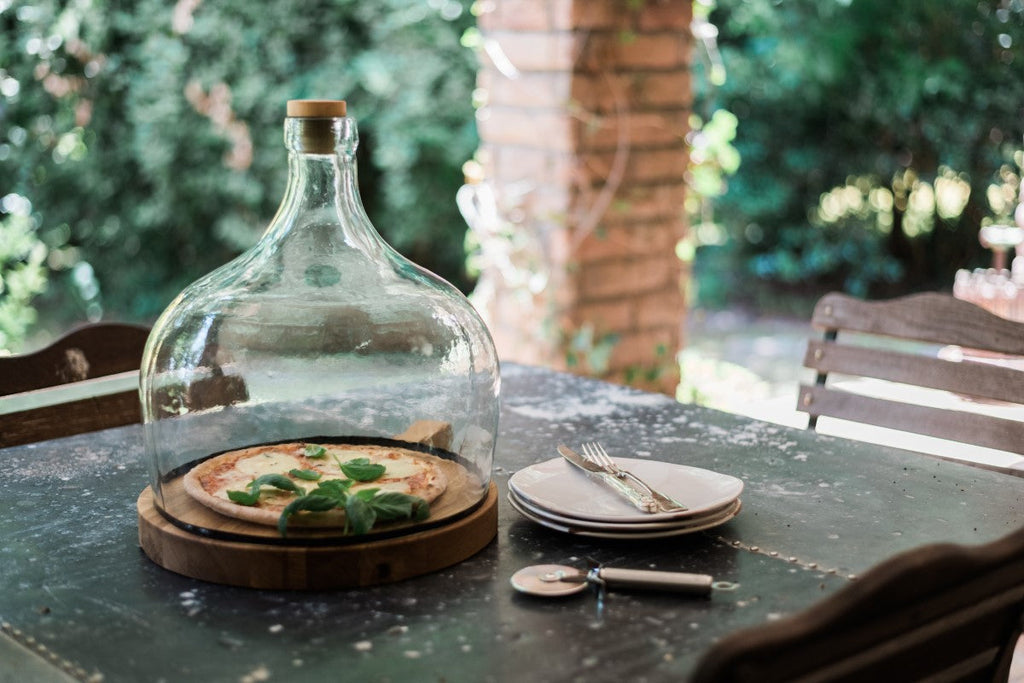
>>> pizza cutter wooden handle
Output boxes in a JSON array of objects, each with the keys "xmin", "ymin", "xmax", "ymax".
[{"xmin": 594, "ymin": 567, "xmax": 714, "ymax": 596}]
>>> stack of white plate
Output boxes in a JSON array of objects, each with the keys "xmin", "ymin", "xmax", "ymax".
[{"xmin": 508, "ymin": 457, "xmax": 744, "ymax": 539}]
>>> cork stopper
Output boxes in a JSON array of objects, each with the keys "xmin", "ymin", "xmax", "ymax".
[{"xmin": 287, "ymin": 100, "xmax": 347, "ymax": 118}]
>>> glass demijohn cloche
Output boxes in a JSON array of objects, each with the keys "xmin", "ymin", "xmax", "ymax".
[{"xmin": 138, "ymin": 99, "xmax": 500, "ymax": 547}]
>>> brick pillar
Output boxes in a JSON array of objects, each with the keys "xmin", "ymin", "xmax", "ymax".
[{"xmin": 470, "ymin": 0, "xmax": 692, "ymax": 395}]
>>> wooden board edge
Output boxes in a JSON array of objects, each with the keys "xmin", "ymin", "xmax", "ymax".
[{"xmin": 137, "ymin": 483, "xmax": 498, "ymax": 590}]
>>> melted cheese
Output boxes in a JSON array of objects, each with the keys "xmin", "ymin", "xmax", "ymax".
[
  {"xmin": 209, "ymin": 445, "xmax": 433, "ymax": 501},
  {"xmin": 237, "ymin": 450, "xmax": 301, "ymax": 476},
  {"xmin": 320, "ymin": 447, "xmax": 428, "ymax": 479},
  {"xmin": 351, "ymin": 479, "xmax": 414, "ymax": 495},
  {"xmin": 212, "ymin": 450, "xmax": 303, "ymax": 500}
]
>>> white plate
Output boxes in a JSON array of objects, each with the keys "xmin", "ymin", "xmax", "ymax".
[
  {"xmin": 508, "ymin": 489, "xmax": 742, "ymax": 532},
  {"xmin": 508, "ymin": 457, "xmax": 744, "ymax": 523},
  {"xmin": 507, "ymin": 492, "xmax": 741, "ymax": 539}
]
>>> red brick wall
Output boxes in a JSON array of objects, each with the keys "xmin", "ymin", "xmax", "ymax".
[{"xmin": 471, "ymin": 0, "xmax": 693, "ymax": 394}]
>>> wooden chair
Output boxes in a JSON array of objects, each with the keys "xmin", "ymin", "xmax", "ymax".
[
  {"xmin": 690, "ymin": 524, "xmax": 1024, "ymax": 682},
  {"xmin": 797, "ymin": 292, "xmax": 1024, "ymax": 458},
  {"xmin": 0, "ymin": 322, "xmax": 150, "ymax": 447}
]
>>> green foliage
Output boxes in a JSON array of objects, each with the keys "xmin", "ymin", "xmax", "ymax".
[
  {"xmin": 564, "ymin": 323, "xmax": 619, "ymax": 376},
  {"xmin": 1, "ymin": 0, "xmax": 477, "ymax": 348},
  {"xmin": 697, "ymin": 0, "xmax": 1024, "ymax": 307},
  {"xmin": 0, "ymin": 207, "xmax": 48, "ymax": 352},
  {"xmin": 688, "ymin": 109, "xmax": 740, "ymax": 200}
]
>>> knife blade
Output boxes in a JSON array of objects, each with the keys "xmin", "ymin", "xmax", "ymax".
[{"xmin": 557, "ymin": 444, "xmax": 658, "ymax": 513}]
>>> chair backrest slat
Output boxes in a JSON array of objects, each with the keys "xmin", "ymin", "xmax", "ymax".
[
  {"xmin": 0, "ymin": 323, "xmax": 150, "ymax": 396},
  {"xmin": 811, "ymin": 291, "xmax": 1024, "ymax": 355},
  {"xmin": 801, "ymin": 384, "xmax": 1024, "ymax": 455},
  {"xmin": 0, "ymin": 392, "xmax": 142, "ymax": 447},
  {"xmin": 804, "ymin": 340, "xmax": 1024, "ymax": 405},
  {"xmin": 799, "ymin": 292, "xmax": 1024, "ymax": 458},
  {"xmin": 691, "ymin": 525, "xmax": 1024, "ymax": 683},
  {"xmin": 0, "ymin": 323, "xmax": 150, "ymax": 447}
]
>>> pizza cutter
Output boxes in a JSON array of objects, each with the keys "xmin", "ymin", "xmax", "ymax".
[{"xmin": 510, "ymin": 563, "xmax": 738, "ymax": 598}]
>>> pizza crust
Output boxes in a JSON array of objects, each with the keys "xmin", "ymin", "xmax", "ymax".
[{"xmin": 183, "ymin": 442, "xmax": 448, "ymax": 529}]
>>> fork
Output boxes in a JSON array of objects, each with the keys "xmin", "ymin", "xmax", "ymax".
[{"xmin": 581, "ymin": 442, "xmax": 688, "ymax": 512}]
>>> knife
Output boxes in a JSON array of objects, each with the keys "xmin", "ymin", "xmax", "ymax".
[{"xmin": 557, "ymin": 444, "xmax": 658, "ymax": 513}]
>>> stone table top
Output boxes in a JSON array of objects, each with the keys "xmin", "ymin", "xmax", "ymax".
[{"xmin": 1, "ymin": 363, "xmax": 1021, "ymax": 682}]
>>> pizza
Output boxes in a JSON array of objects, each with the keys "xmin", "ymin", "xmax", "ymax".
[{"xmin": 183, "ymin": 442, "xmax": 448, "ymax": 531}]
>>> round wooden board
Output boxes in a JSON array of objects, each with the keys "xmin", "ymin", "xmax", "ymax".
[{"xmin": 137, "ymin": 483, "xmax": 498, "ymax": 590}]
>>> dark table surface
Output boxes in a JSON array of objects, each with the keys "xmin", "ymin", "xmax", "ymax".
[{"xmin": 2, "ymin": 363, "xmax": 1022, "ymax": 682}]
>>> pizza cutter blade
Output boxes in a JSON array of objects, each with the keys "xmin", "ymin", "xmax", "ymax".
[
  {"xmin": 510, "ymin": 564, "xmax": 737, "ymax": 598},
  {"xmin": 510, "ymin": 564, "xmax": 590, "ymax": 597}
]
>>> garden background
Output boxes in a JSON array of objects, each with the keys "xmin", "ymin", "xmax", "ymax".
[{"xmin": 2, "ymin": 0, "xmax": 1022, "ymax": 402}]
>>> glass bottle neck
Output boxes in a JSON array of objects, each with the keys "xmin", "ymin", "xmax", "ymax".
[
  {"xmin": 264, "ymin": 116, "xmax": 378, "ymax": 252},
  {"xmin": 284, "ymin": 152, "xmax": 350, "ymax": 214}
]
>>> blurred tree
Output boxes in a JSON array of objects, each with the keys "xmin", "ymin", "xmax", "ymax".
[
  {"xmin": 0, "ymin": 0, "xmax": 477, "ymax": 350},
  {"xmin": 0, "ymin": 206, "xmax": 47, "ymax": 351},
  {"xmin": 697, "ymin": 0, "xmax": 1024, "ymax": 305}
]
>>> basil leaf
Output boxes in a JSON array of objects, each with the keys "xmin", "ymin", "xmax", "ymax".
[
  {"xmin": 369, "ymin": 492, "xmax": 429, "ymax": 521},
  {"xmin": 227, "ymin": 489, "xmax": 260, "ymax": 506},
  {"xmin": 270, "ymin": 482, "xmax": 428, "ymax": 537},
  {"xmin": 249, "ymin": 473, "xmax": 304, "ymax": 495},
  {"xmin": 277, "ymin": 494, "xmax": 341, "ymax": 536},
  {"xmin": 229, "ymin": 473, "xmax": 304, "ymax": 507},
  {"xmin": 353, "ymin": 488, "xmax": 380, "ymax": 502},
  {"xmin": 313, "ymin": 478, "xmax": 353, "ymax": 500},
  {"xmin": 339, "ymin": 459, "xmax": 386, "ymax": 482},
  {"xmin": 345, "ymin": 496, "xmax": 376, "ymax": 535},
  {"xmin": 289, "ymin": 468, "xmax": 322, "ymax": 481},
  {"xmin": 304, "ymin": 445, "xmax": 327, "ymax": 459},
  {"xmin": 411, "ymin": 497, "xmax": 430, "ymax": 521}
]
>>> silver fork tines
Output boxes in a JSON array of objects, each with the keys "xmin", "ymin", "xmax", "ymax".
[{"xmin": 581, "ymin": 442, "xmax": 688, "ymax": 513}]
